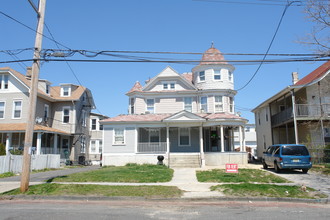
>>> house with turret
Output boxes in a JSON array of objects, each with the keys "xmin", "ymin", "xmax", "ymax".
[{"xmin": 101, "ymin": 46, "xmax": 248, "ymax": 167}]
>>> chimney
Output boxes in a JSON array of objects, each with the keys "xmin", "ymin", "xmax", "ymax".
[
  {"xmin": 292, "ymin": 72, "xmax": 299, "ymax": 85},
  {"xmin": 26, "ymin": 67, "xmax": 32, "ymax": 78}
]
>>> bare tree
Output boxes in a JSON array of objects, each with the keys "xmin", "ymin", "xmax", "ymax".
[{"xmin": 300, "ymin": 0, "xmax": 330, "ymax": 54}]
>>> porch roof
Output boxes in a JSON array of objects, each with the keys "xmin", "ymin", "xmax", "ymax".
[
  {"xmin": 0, "ymin": 123, "xmax": 70, "ymax": 135},
  {"xmin": 101, "ymin": 112, "xmax": 247, "ymax": 124}
]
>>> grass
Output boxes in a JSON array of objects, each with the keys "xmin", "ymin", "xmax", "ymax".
[
  {"xmin": 311, "ymin": 164, "xmax": 330, "ymax": 175},
  {"xmin": 1, "ymin": 183, "xmax": 183, "ymax": 198},
  {"xmin": 211, "ymin": 183, "xmax": 328, "ymax": 199},
  {"xmin": 196, "ymin": 169, "xmax": 290, "ymax": 183},
  {"xmin": 49, "ymin": 163, "xmax": 173, "ymax": 183},
  {"xmin": 0, "ymin": 172, "xmax": 15, "ymax": 178}
]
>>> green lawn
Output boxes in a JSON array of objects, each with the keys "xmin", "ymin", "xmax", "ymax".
[
  {"xmin": 196, "ymin": 169, "xmax": 290, "ymax": 183},
  {"xmin": 49, "ymin": 164, "xmax": 173, "ymax": 183},
  {"xmin": 1, "ymin": 183, "xmax": 183, "ymax": 198},
  {"xmin": 211, "ymin": 183, "xmax": 328, "ymax": 199},
  {"xmin": 0, "ymin": 172, "xmax": 15, "ymax": 178}
]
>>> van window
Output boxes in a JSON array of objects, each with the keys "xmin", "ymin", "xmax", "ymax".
[
  {"xmin": 273, "ymin": 147, "xmax": 280, "ymax": 155},
  {"xmin": 282, "ymin": 145, "xmax": 309, "ymax": 156}
]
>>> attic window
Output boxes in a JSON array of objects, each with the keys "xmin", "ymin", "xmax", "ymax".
[
  {"xmin": 46, "ymin": 84, "xmax": 50, "ymax": 94},
  {"xmin": 61, "ymin": 86, "xmax": 71, "ymax": 97},
  {"xmin": 162, "ymin": 81, "xmax": 175, "ymax": 90},
  {"xmin": 0, "ymin": 74, "xmax": 9, "ymax": 90}
]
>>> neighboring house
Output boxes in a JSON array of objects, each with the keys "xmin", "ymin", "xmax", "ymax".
[
  {"xmin": 89, "ymin": 112, "xmax": 108, "ymax": 165},
  {"xmin": 0, "ymin": 67, "xmax": 95, "ymax": 164},
  {"xmin": 252, "ymin": 61, "xmax": 330, "ymax": 159},
  {"xmin": 101, "ymin": 46, "xmax": 249, "ymax": 167},
  {"xmin": 234, "ymin": 124, "xmax": 257, "ymax": 160}
]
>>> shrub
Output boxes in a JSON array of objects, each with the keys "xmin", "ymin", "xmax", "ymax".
[
  {"xmin": 0, "ymin": 143, "xmax": 6, "ymax": 156},
  {"xmin": 9, "ymin": 149, "xmax": 23, "ymax": 155}
]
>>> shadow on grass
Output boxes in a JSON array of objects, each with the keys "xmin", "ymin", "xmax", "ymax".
[
  {"xmin": 263, "ymin": 168, "xmax": 307, "ymax": 175},
  {"xmin": 46, "ymin": 176, "xmax": 68, "ymax": 183}
]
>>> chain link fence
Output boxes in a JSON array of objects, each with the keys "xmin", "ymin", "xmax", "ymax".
[{"xmin": 309, "ymin": 148, "xmax": 330, "ymax": 164}]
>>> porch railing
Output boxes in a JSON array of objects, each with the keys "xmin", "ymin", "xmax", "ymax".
[{"xmin": 137, "ymin": 142, "xmax": 167, "ymax": 153}]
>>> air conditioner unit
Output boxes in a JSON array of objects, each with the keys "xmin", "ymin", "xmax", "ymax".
[{"xmin": 145, "ymin": 111, "xmax": 150, "ymax": 114}]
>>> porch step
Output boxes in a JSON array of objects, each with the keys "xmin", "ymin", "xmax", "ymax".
[{"xmin": 169, "ymin": 154, "xmax": 201, "ymax": 168}]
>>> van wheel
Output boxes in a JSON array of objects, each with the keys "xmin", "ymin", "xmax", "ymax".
[
  {"xmin": 302, "ymin": 169, "xmax": 308, "ymax": 174},
  {"xmin": 262, "ymin": 160, "xmax": 268, "ymax": 169},
  {"xmin": 274, "ymin": 162, "xmax": 280, "ymax": 173}
]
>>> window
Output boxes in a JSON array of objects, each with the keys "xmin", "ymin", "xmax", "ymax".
[
  {"xmin": 81, "ymin": 110, "xmax": 86, "ymax": 127},
  {"xmin": 90, "ymin": 140, "xmax": 96, "ymax": 153},
  {"xmin": 13, "ymin": 101, "xmax": 22, "ymax": 119},
  {"xmin": 245, "ymin": 127, "xmax": 250, "ymax": 132},
  {"xmin": 214, "ymin": 70, "xmax": 221, "ymax": 80},
  {"xmin": 170, "ymin": 83, "xmax": 175, "ymax": 89},
  {"xmin": 228, "ymin": 71, "xmax": 233, "ymax": 82},
  {"xmin": 46, "ymin": 84, "xmax": 50, "ymax": 94},
  {"xmin": 179, "ymin": 128, "xmax": 190, "ymax": 146},
  {"xmin": 199, "ymin": 71, "xmax": 205, "ymax": 82},
  {"xmin": 146, "ymin": 99, "xmax": 154, "ymax": 113},
  {"xmin": 99, "ymin": 140, "xmax": 103, "ymax": 153},
  {"xmin": 184, "ymin": 97, "xmax": 192, "ymax": 112},
  {"xmin": 114, "ymin": 128, "xmax": 125, "ymax": 145},
  {"xmin": 63, "ymin": 107, "xmax": 70, "ymax": 123},
  {"xmin": 130, "ymin": 98, "xmax": 135, "ymax": 114},
  {"xmin": 80, "ymin": 136, "xmax": 86, "ymax": 153},
  {"xmin": 99, "ymin": 123, "xmax": 103, "ymax": 130},
  {"xmin": 44, "ymin": 104, "xmax": 49, "ymax": 121},
  {"xmin": 0, "ymin": 74, "xmax": 9, "ymax": 90},
  {"xmin": 229, "ymin": 97, "xmax": 234, "ymax": 113},
  {"xmin": 91, "ymin": 119, "xmax": 97, "ymax": 130},
  {"xmin": 200, "ymin": 96, "xmax": 207, "ymax": 112},
  {"xmin": 61, "ymin": 86, "xmax": 70, "ymax": 97},
  {"xmin": 0, "ymin": 102, "xmax": 4, "ymax": 119},
  {"xmin": 163, "ymin": 83, "xmax": 168, "ymax": 89},
  {"xmin": 214, "ymin": 96, "xmax": 223, "ymax": 112},
  {"xmin": 149, "ymin": 129, "xmax": 160, "ymax": 143}
]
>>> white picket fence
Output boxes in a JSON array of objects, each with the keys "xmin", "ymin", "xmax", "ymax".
[{"xmin": 0, "ymin": 154, "xmax": 60, "ymax": 174}]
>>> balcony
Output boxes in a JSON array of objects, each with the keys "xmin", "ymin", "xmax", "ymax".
[{"xmin": 271, "ymin": 104, "xmax": 330, "ymax": 126}]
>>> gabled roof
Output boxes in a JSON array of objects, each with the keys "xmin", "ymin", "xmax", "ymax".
[
  {"xmin": 0, "ymin": 67, "xmax": 94, "ymax": 105},
  {"xmin": 294, "ymin": 61, "xmax": 330, "ymax": 86},
  {"xmin": 163, "ymin": 110, "xmax": 206, "ymax": 122},
  {"xmin": 126, "ymin": 81, "xmax": 143, "ymax": 94}
]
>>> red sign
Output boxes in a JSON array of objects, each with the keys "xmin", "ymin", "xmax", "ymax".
[{"xmin": 226, "ymin": 164, "xmax": 238, "ymax": 173}]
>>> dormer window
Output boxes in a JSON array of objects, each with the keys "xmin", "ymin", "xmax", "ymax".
[
  {"xmin": 228, "ymin": 71, "xmax": 233, "ymax": 82},
  {"xmin": 214, "ymin": 70, "xmax": 221, "ymax": 80},
  {"xmin": 61, "ymin": 86, "xmax": 71, "ymax": 97},
  {"xmin": 46, "ymin": 84, "xmax": 50, "ymax": 95},
  {"xmin": 0, "ymin": 74, "xmax": 9, "ymax": 90},
  {"xmin": 162, "ymin": 81, "xmax": 175, "ymax": 90},
  {"xmin": 199, "ymin": 71, "xmax": 205, "ymax": 82}
]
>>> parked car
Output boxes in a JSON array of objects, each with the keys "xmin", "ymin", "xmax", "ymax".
[{"xmin": 262, "ymin": 144, "xmax": 312, "ymax": 173}]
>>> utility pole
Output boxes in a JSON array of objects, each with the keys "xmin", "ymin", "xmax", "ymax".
[{"xmin": 20, "ymin": 0, "xmax": 46, "ymax": 192}]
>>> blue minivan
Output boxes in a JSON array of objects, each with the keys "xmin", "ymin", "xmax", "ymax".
[{"xmin": 262, "ymin": 144, "xmax": 312, "ymax": 173}]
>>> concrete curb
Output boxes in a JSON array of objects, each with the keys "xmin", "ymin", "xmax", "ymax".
[{"xmin": 0, "ymin": 194, "xmax": 328, "ymax": 204}]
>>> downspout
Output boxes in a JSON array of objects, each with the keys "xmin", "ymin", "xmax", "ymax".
[{"xmin": 291, "ymin": 90, "xmax": 299, "ymax": 144}]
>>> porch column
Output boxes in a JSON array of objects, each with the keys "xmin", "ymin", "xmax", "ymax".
[
  {"xmin": 243, "ymin": 126, "xmax": 246, "ymax": 152},
  {"xmin": 199, "ymin": 125, "xmax": 205, "ymax": 167},
  {"xmin": 231, "ymin": 128, "xmax": 234, "ymax": 151},
  {"xmin": 220, "ymin": 125, "xmax": 224, "ymax": 152},
  {"xmin": 53, "ymin": 134, "xmax": 58, "ymax": 154},
  {"xmin": 36, "ymin": 132, "xmax": 42, "ymax": 155},
  {"xmin": 5, "ymin": 133, "xmax": 11, "ymax": 155},
  {"xmin": 166, "ymin": 126, "xmax": 169, "ymax": 154},
  {"xmin": 239, "ymin": 126, "xmax": 243, "ymax": 152}
]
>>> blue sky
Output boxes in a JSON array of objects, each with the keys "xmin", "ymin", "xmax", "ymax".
[{"xmin": 1, "ymin": 0, "xmax": 325, "ymax": 123}]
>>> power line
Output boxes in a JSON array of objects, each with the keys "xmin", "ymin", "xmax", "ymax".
[
  {"xmin": 237, "ymin": 1, "xmax": 301, "ymax": 91},
  {"xmin": 193, "ymin": 0, "xmax": 304, "ymax": 6}
]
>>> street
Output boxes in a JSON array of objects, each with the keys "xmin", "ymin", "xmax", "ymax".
[{"xmin": 0, "ymin": 199, "xmax": 329, "ymax": 220}]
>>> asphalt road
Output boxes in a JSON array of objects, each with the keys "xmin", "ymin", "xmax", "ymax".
[{"xmin": 0, "ymin": 199, "xmax": 329, "ymax": 220}]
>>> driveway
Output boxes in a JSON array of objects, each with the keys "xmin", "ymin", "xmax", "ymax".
[{"xmin": 264, "ymin": 168, "xmax": 330, "ymax": 197}]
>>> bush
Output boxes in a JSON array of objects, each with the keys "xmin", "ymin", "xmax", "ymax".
[
  {"xmin": 0, "ymin": 143, "xmax": 6, "ymax": 156},
  {"xmin": 9, "ymin": 149, "xmax": 23, "ymax": 155},
  {"xmin": 324, "ymin": 145, "xmax": 330, "ymax": 163}
]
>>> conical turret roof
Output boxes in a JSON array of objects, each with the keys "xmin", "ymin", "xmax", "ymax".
[{"xmin": 200, "ymin": 45, "xmax": 227, "ymax": 65}]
